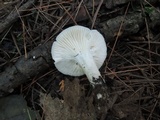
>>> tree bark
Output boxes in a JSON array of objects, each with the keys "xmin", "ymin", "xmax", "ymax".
[{"xmin": 0, "ymin": 42, "xmax": 52, "ymax": 96}]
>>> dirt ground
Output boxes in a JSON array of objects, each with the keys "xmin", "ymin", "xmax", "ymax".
[{"xmin": 0, "ymin": 0, "xmax": 160, "ymax": 120}]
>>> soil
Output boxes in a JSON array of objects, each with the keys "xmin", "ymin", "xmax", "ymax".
[{"xmin": 0, "ymin": 0, "xmax": 160, "ymax": 120}]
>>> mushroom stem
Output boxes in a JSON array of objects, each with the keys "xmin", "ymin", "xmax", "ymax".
[{"xmin": 75, "ymin": 52, "xmax": 102, "ymax": 85}]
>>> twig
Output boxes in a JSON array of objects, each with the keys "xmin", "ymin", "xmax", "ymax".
[
  {"xmin": 107, "ymin": 2, "xmax": 130, "ymax": 63},
  {"xmin": 11, "ymin": 32, "xmax": 22, "ymax": 56},
  {"xmin": 91, "ymin": 0, "xmax": 103, "ymax": 29}
]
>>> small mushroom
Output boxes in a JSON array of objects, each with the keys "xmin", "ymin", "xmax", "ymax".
[{"xmin": 51, "ymin": 25, "xmax": 107, "ymax": 85}]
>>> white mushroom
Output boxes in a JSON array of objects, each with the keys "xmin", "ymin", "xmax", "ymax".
[{"xmin": 51, "ymin": 25, "xmax": 107, "ymax": 85}]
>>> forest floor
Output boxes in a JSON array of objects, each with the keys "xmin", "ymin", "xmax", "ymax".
[{"xmin": 0, "ymin": 0, "xmax": 160, "ymax": 120}]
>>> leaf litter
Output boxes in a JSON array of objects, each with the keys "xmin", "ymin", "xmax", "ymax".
[{"xmin": 0, "ymin": 0, "xmax": 160, "ymax": 120}]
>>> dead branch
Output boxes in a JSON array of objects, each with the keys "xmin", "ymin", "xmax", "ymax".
[
  {"xmin": 101, "ymin": 8, "xmax": 160, "ymax": 41},
  {"xmin": 100, "ymin": 12, "xmax": 145, "ymax": 42},
  {"xmin": 0, "ymin": 41, "xmax": 52, "ymax": 96},
  {"xmin": 0, "ymin": 0, "xmax": 35, "ymax": 33}
]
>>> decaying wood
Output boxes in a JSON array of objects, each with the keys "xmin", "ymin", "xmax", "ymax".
[
  {"xmin": 40, "ymin": 79, "xmax": 96, "ymax": 120},
  {"xmin": 101, "ymin": 8, "xmax": 160, "ymax": 42},
  {"xmin": 1, "ymin": 5, "xmax": 160, "ymax": 96},
  {"xmin": 100, "ymin": 12, "xmax": 145, "ymax": 42},
  {"xmin": 0, "ymin": 41, "xmax": 52, "ymax": 96},
  {"xmin": 0, "ymin": 0, "xmax": 35, "ymax": 33},
  {"xmin": 40, "ymin": 78, "xmax": 117, "ymax": 120}
]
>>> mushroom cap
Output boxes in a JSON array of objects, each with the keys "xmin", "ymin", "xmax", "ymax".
[{"xmin": 51, "ymin": 25, "xmax": 107, "ymax": 76}]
